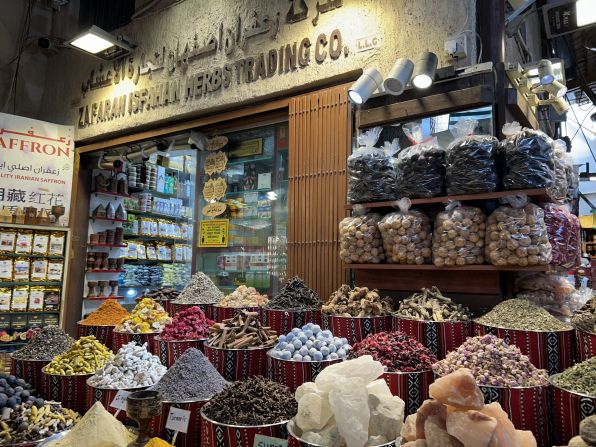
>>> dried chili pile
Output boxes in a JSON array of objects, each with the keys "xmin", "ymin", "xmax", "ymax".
[{"xmin": 349, "ymin": 331, "xmax": 437, "ymax": 372}]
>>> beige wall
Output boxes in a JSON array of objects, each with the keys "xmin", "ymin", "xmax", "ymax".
[{"xmin": 39, "ymin": 0, "xmax": 476, "ymax": 142}]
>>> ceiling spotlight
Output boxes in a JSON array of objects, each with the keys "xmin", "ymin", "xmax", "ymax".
[
  {"xmin": 576, "ymin": 0, "xmax": 596, "ymax": 27},
  {"xmin": 411, "ymin": 52, "xmax": 438, "ymax": 89},
  {"xmin": 537, "ymin": 59, "xmax": 555, "ymax": 85},
  {"xmin": 348, "ymin": 68, "xmax": 384, "ymax": 105},
  {"xmin": 550, "ymin": 97, "xmax": 570, "ymax": 115},
  {"xmin": 544, "ymin": 80, "xmax": 568, "ymax": 98},
  {"xmin": 68, "ymin": 25, "xmax": 134, "ymax": 61},
  {"xmin": 384, "ymin": 58, "xmax": 414, "ymax": 96}
]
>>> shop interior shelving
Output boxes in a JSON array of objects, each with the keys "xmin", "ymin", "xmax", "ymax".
[{"xmin": 344, "ymin": 264, "xmax": 551, "ymax": 271}]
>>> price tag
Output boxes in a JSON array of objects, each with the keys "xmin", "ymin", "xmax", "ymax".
[
  {"xmin": 110, "ymin": 390, "xmax": 130, "ymax": 411},
  {"xmin": 165, "ymin": 407, "xmax": 191, "ymax": 433},
  {"xmin": 253, "ymin": 434, "xmax": 288, "ymax": 447}
]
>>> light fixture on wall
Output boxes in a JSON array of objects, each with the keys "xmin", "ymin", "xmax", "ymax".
[
  {"xmin": 348, "ymin": 68, "xmax": 384, "ymax": 105},
  {"xmin": 383, "ymin": 58, "xmax": 414, "ymax": 96},
  {"xmin": 67, "ymin": 25, "xmax": 134, "ymax": 61},
  {"xmin": 411, "ymin": 52, "xmax": 438, "ymax": 89},
  {"xmin": 544, "ymin": 80, "xmax": 568, "ymax": 98},
  {"xmin": 537, "ymin": 59, "xmax": 555, "ymax": 85}
]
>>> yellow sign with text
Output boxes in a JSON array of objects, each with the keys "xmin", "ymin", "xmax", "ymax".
[{"xmin": 198, "ymin": 219, "xmax": 229, "ymax": 247}]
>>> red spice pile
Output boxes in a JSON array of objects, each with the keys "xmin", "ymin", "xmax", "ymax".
[
  {"xmin": 160, "ymin": 306, "xmax": 214, "ymax": 341},
  {"xmin": 349, "ymin": 331, "xmax": 437, "ymax": 372}
]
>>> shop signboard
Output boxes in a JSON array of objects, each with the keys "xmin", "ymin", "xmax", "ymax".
[
  {"xmin": 199, "ymin": 219, "xmax": 229, "ymax": 247},
  {"xmin": 0, "ymin": 113, "xmax": 74, "ymax": 226}
]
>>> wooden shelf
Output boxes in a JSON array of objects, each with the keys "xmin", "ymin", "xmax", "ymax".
[
  {"xmin": 0, "ymin": 253, "xmax": 64, "ymax": 260},
  {"xmin": 0, "ymin": 281, "xmax": 62, "ymax": 287},
  {"xmin": 86, "ymin": 269, "xmax": 125, "ymax": 273},
  {"xmin": 344, "ymin": 264, "xmax": 550, "ymax": 272},
  {"xmin": 87, "ymin": 243, "xmax": 127, "ymax": 248},
  {"xmin": 92, "ymin": 190, "xmax": 130, "ymax": 198},
  {"xmin": 345, "ymin": 189, "xmax": 549, "ymax": 210},
  {"xmin": 89, "ymin": 216, "xmax": 128, "ymax": 223},
  {"xmin": 84, "ymin": 296, "xmax": 124, "ymax": 300}
]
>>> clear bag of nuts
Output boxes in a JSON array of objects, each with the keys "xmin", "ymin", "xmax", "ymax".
[
  {"xmin": 432, "ymin": 201, "xmax": 486, "ymax": 267},
  {"xmin": 377, "ymin": 198, "xmax": 431, "ymax": 265},
  {"xmin": 339, "ymin": 205, "xmax": 384, "ymax": 264},
  {"xmin": 485, "ymin": 194, "xmax": 552, "ymax": 267}
]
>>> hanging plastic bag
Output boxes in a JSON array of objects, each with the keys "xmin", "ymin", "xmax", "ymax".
[
  {"xmin": 485, "ymin": 194, "xmax": 552, "ymax": 266},
  {"xmin": 542, "ymin": 202, "xmax": 581, "ymax": 268},
  {"xmin": 347, "ymin": 127, "xmax": 397, "ymax": 203},
  {"xmin": 432, "ymin": 201, "xmax": 486, "ymax": 267},
  {"xmin": 445, "ymin": 120, "xmax": 499, "ymax": 195},
  {"xmin": 546, "ymin": 139, "xmax": 570, "ymax": 203},
  {"xmin": 564, "ymin": 152, "xmax": 579, "ymax": 202},
  {"xmin": 339, "ymin": 205, "xmax": 384, "ymax": 264},
  {"xmin": 395, "ymin": 122, "xmax": 446, "ymax": 198},
  {"xmin": 377, "ymin": 198, "xmax": 431, "ymax": 264},
  {"xmin": 499, "ymin": 122, "xmax": 555, "ymax": 190}
]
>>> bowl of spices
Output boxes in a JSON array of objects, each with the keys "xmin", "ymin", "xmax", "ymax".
[
  {"xmin": 211, "ymin": 285, "xmax": 268, "ymax": 323},
  {"xmin": 201, "ymin": 377, "xmax": 297, "ymax": 447},
  {"xmin": 433, "ymin": 334, "xmax": 551, "ymax": 447},
  {"xmin": 263, "ymin": 277, "xmax": 323, "ymax": 335},
  {"xmin": 148, "ymin": 348, "xmax": 227, "ymax": 447},
  {"xmin": 154, "ymin": 306, "xmax": 213, "ymax": 367},
  {"xmin": 204, "ymin": 310, "xmax": 278, "ymax": 381},
  {"xmin": 77, "ymin": 300, "xmax": 130, "ymax": 350},
  {"xmin": 349, "ymin": 331, "xmax": 437, "ymax": 415},
  {"xmin": 113, "ymin": 298, "xmax": 171, "ymax": 353},
  {"xmin": 474, "ymin": 298, "xmax": 574, "ymax": 375},
  {"xmin": 143, "ymin": 287, "xmax": 181, "ymax": 315},
  {"xmin": 322, "ymin": 285, "xmax": 393, "ymax": 344},
  {"xmin": 572, "ymin": 296, "xmax": 596, "ymax": 361},
  {"xmin": 549, "ymin": 356, "xmax": 596, "ymax": 446},
  {"xmin": 11, "ymin": 326, "xmax": 74, "ymax": 394},
  {"xmin": 267, "ymin": 323, "xmax": 350, "ymax": 392},
  {"xmin": 169, "ymin": 272, "xmax": 223, "ymax": 319},
  {"xmin": 41, "ymin": 336, "xmax": 113, "ymax": 413},
  {"xmin": 392, "ymin": 287, "xmax": 473, "ymax": 359}
]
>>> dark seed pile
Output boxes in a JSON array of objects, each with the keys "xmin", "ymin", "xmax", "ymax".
[
  {"xmin": 12, "ymin": 326, "xmax": 75, "ymax": 361},
  {"xmin": 264, "ymin": 276, "xmax": 322, "ymax": 311}
]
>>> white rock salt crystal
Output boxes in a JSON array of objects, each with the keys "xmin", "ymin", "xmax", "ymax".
[{"xmin": 328, "ymin": 377, "xmax": 370, "ymax": 447}]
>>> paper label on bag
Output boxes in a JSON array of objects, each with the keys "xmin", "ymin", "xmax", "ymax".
[
  {"xmin": 253, "ymin": 435, "xmax": 288, "ymax": 447},
  {"xmin": 110, "ymin": 390, "xmax": 130, "ymax": 411},
  {"xmin": 165, "ymin": 407, "xmax": 191, "ymax": 433}
]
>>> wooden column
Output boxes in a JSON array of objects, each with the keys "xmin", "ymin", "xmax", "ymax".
[{"xmin": 288, "ymin": 85, "xmax": 351, "ymax": 300}]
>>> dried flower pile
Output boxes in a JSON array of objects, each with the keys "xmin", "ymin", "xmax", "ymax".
[{"xmin": 160, "ymin": 306, "xmax": 213, "ymax": 341}]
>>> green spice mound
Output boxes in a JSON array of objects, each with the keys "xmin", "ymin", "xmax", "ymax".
[
  {"xmin": 572, "ymin": 297, "xmax": 596, "ymax": 334},
  {"xmin": 553, "ymin": 356, "xmax": 596, "ymax": 396},
  {"xmin": 475, "ymin": 298, "xmax": 572, "ymax": 332}
]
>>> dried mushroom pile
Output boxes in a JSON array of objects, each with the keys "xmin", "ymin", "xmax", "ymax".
[
  {"xmin": 322, "ymin": 285, "xmax": 392, "ymax": 317},
  {"xmin": 395, "ymin": 287, "xmax": 472, "ymax": 321},
  {"xmin": 208, "ymin": 310, "xmax": 277, "ymax": 349}
]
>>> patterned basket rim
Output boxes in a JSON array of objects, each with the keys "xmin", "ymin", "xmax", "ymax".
[
  {"xmin": 161, "ymin": 397, "xmax": 210, "ymax": 405},
  {"xmin": 266, "ymin": 350, "xmax": 345, "ymax": 364},
  {"xmin": 391, "ymin": 315, "xmax": 472, "ymax": 324},
  {"xmin": 204, "ymin": 343, "xmax": 272, "ymax": 352},
  {"xmin": 211, "ymin": 305, "xmax": 263, "ymax": 309},
  {"xmin": 383, "ymin": 369, "xmax": 434, "ymax": 376},
  {"xmin": 574, "ymin": 326, "xmax": 596, "ymax": 336},
  {"xmin": 9, "ymin": 356, "xmax": 49, "ymax": 363},
  {"xmin": 200, "ymin": 405, "xmax": 290, "ymax": 429},
  {"xmin": 434, "ymin": 371, "xmax": 550, "ymax": 390},
  {"xmin": 473, "ymin": 321, "xmax": 574, "ymax": 334},
  {"xmin": 153, "ymin": 336, "xmax": 207, "ymax": 343},
  {"xmin": 41, "ymin": 366, "xmax": 94, "ymax": 377},
  {"xmin": 170, "ymin": 301, "xmax": 218, "ymax": 305},
  {"xmin": 263, "ymin": 308, "xmax": 322, "ymax": 313},
  {"xmin": 549, "ymin": 373, "xmax": 596, "ymax": 399},
  {"xmin": 113, "ymin": 330, "xmax": 162, "ymax": 335},
  {"xmin": 85, "ymin": 380, "xmax": 150, "ymax": 391},
  {"xmin": 324, "ymin": 314, "xmax": 391, "ymax": 320},
  {"xmin": 77, "ymin": 321, "xmax": 118, "ymax": 327},
  {"xmin": 287, "ymin": 419, "xmax": 397, "ymax": 447}
]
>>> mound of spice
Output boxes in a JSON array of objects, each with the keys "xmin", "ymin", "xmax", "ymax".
[
  {"xmin": 475, "ymin": 298, "xmax": 572, "ymax": 332},
  {"xmin": 217, "ymin": 285, "xmax": 268, "ymax": 308},
  {"xmin": 45, "ymin": 335, "xmax": 113, "ymax": 376},
  {"xmin": 572, "ymin": 296, "xmax": 596, "ymax": 334},
  {"xmin": 144, "ymin": 287, "xmax": 180, "ymax": 301},
  {"xmin": 264, "ymin": 276, "xmax": 322, "ymax": 311},
  {"xmin": 12, "ymin": 325, "xmax": 74, "ymax": 361},
  {"xmin": 208, "ymin": 310, "xmax": 277, "ymax": 349},
  {"xmin": 322, "ymin": 285, "xmax": 392, "ymax": 317},
  {"xmin": 552, "ymin": 356, "xmax": 596, "ymax": 396},
  {"xmin": 160, "ymin": 306, "xmax": 214, "ymax": 341},
  {"xmin": 433, "ymin": 334, "xmax": 548, "ymax": 387},
  {"xmin": 394, "ymin": 287, "xmax": 472, "ymax": 321},
  {"xmin": 172, "ymin": 272, "xmax": 223, "ymax": 305},
  {"xmin": 149, "ymin": 348, "xmax": 227, "ymax": 402},
  {"xmin": 80, "ymin": 299, "xmax": 129, "ymax": 326},
  {"xmin": 349, "ymin": 331, "xmax": 437, "ymax": 372},
  {"xmin": 116, "ymin": 298, "xmax": 171, "ymax": 334},
  {"xmin": 203, "ymin": 377, "xmax": 297, "ymax": 426}
]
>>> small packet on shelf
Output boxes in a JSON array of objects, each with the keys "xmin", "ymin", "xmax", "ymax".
[
  {"xmin": 48, "ymin": 232, "xmax": 65, "ymax": 256},
  {"xmin": 146, "ymin": 245, "xmax": 157, "ymax": 260},
  {"xmin": 126, "ymin": 242, "xmax": 138, "ymax": 259},
  {"xmin": 30, "ymin": 259, "xmax": 48, "ymax": 281},
  {"xmin": 0, "ymin": 229, "xmax": 16, "ymax": 253},
  {"xmin": 44, "ymin": 287, "xmax": 61, "ymax": 311},
  {"xmin": 32, "ymin": 231, "xmax": 50, "ymax": 255},
  {"xmin": 13, "ymin": 258, "xmax": 30, "ymax": 281},
  {"xmin": 136, "ymin": 243, "xmax": 147, "ymax": 260},
  {"xmin": 15, "ymin": 230, "xmax": 33, "ymax": 254},
  {"xmin": 47, "ymin": 260, "xmax": 64, "ymax": 281},
  {"xmin": 28, "ymin": 286, "xmax": 45, "ymax": 311},
  {"xmin": 0, "ymin": 288, "xmax": 11, "ymax": 311},
  {"xmin": 11, "ymin": 286, "xmax": 29, "ymax": 311},
  {"xmin": 0, "ymin": 257, "xmax": 13, "ymax": 280}
]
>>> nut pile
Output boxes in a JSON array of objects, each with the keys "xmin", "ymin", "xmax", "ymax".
[
  {"xmin": 208, "ymin": 310, "xmax": 277, "ymax": 349},
  {"xmin": 45, "ymin": 336, "xmax": 113, "ymax": 376},
  {"xmin": 173, "ymin": 272, "xmax": 223, "ymax": 305},
  {"xmin": 322, "ymin": 285, "xmax": 392, "ymax": 317},
  {"xmin": 350, "ymin": 331, "xmax": 437, "ymax": 372},
  {"xmin": 572, "ymin": 297, "xmax": 596, "ymax": 334},
  {"xmin": 270, "ymin": 324, "xmax": 351, "ymax": 361},
  {"xmin": 12, "ymin": 326, "xmax": 74, "ymax": 361},
  {"xmin": 433, "ymin": 334, "xmax": 549, "ymax": 387},
  {"xmin": 0, "ymin": 373, "xmax": 44, "ymax": 410},
  {"xmin": 160, "ymin": 306, "xmax": 214, "ymax": 341},
  {"xmin": 264, "ymin": 277, "xmax": 322, "ymax": 311},
  {"xmin": 475, "ymin": 298, "xmax": 572, "ymax": 331},
  {"xmin": 217, "ymin": 285, "xmax": 268, "ymax": 308},
  {"xmin": 80, "ymin": 300, "xmax": 129, "ymax": 326},
  {"xmin": 339, "ymin": 213, "xmax": 384, "ymax": 264},
  {"xmin": 433, "ymin": 204, "xmax": 486, "ymax": 267},
  {"xmin": 116, "ymin": 298, "xmax": 171, "ymax": 334},
  {"xmin": 485, "ymin": 203, "xmax": 552, "ymax": 267},
  {"xmin": 394, "ymin": 287, "xmax": 472, "ymax": 321},
  {"xmin": 378, "ymin": 206, "xmax": 432, "ymax": 265},
  {"xmin": 203, "ymin": 377, "xmax": 297, "ymax": 426},
  {"xmin": 0, "ymin": 401, "xmax": 79, "ymax": 445},
  {"xmin": 88, "ymin": 342, "xmax": 166, "ymax": 389},
  {"xmin": 552, "ymin": 356, "xmax": 596, "ymax": 396},
  {"xmin": 144, "ymin": 287, "xmax": 180, "ymax": 301}
]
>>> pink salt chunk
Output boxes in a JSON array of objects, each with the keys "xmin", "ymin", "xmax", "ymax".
[
  {"xmin": 401, "ymin": 414, "xmax": 417, "ymax": 442},
  {"xmin": 425, "ymin": 415, "xmax": 463, "ymax": 447},
  {"xmin": 446, "ymin": 410, "xmax": 497, "ymax": 447},
  {"xmin": 481, "ymin": 402, "xmax": 519, "ymax": 447},
  {"xmin": 516, "ymin": 430, "xmax": 537, "ymax": 447},
  {"xmin": 416, "ymin": 399, "xmax": 447, "ymax": 439},
  {"xmin": 429, "ymin": 368, "xmax": 485, "ymax": 410}
]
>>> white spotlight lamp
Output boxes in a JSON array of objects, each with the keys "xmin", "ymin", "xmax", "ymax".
[
  {"xmin": 384, "ymin": 58, "xmax": 414, "ymax": 96},
  {"xmin": 348, "ymin": 68, "xmax": 384, "ymax": 105},
  {"xmin": 551, "ymin": 97, "xmax": 570, "ymax": 114},
  {"xmin": 544, "ymin": 80, "xmax": 568, "ymax": 98},
  {"xmin": 412, "ymin": 52, "xmax": 438, "ymax": 89},
  {"xmin": 537, "ymin": 59, "xmax": 555, "ymax": 85},
  {"xmin": 68, "ymin": 25, "xmax": 134, "ymax": 61}
]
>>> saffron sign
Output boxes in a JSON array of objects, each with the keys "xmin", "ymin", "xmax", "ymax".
[{"xmin": 0, "ymin": 113, "xmax": 74, "ymax": 226}]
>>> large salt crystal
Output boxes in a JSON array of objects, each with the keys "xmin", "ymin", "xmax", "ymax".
[
  {"xmin": 366, "ymin": 379, "xmax": 393, "ymax": 401},
  {"xmin": 401, "ymin": 414, "xmax": 417, "ymax": 441},
  {"xmin": 365, "ymin": 435, "xmax": 389, "ymax": 446},
  {"xmin": 300, "ymin": 417, "xmax": 344, "ymax": 447},
  {"xmin": 316, "ymin": 355, "xmax": 384, "ymax": 392},
  {"xmin": 481, "ymin": 402, "xmax": 519, "ymax": 447},
  {"xmin": 424, "ymin": 415, "xmax": 463, "ymax": 447},
  {"xmin": 296, "ymin": 392, "xmax": 333, "ymax": 431},
  {"xmin": 368, "ymin": 394, "xmax": 405, "ymax": 441},
  {"xmin": 429, "ymin": 368, "xmax": 485, "ymax": 410},
  {"xmin": 328, "ymin": 377, "xmax": 370, "ymax": 447},
  {"xmin": 446, "ymin": 410, "xmax": 497, "ymax": 447},
  {"xmin": 416, "ymin": 399, "xmax": 447, "ymax": 439},
  {"xmin": 515, "ymin": 430, "xmax": 537, "ymax": 447},
  {"xmin": 296, "ymin": 381, "xmax": 321, "ymax": 401}
]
